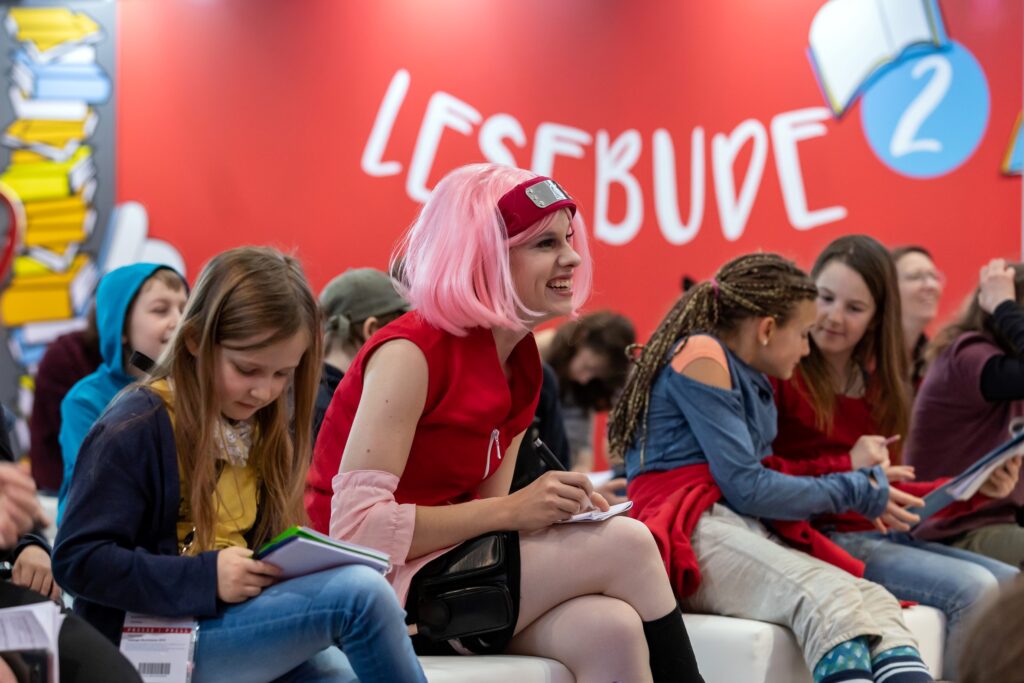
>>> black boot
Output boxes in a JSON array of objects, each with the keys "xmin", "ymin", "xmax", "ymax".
[{"xmin": 642, "ymin": 607, "xmax": 705, "ymax": 683}]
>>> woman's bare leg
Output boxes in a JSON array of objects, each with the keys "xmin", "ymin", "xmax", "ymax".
[
  {"xmin": 507, "ymin": 594, "xmax": 653, "ymax": 683},
  {"xmin": 514, "ymin": 516, "xmax": 677, "ymax": 633}
]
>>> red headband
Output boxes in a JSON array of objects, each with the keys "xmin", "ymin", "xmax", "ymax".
[{"xmin": 497, "ymin": 176, "xmax": 577, "ymax": 238}]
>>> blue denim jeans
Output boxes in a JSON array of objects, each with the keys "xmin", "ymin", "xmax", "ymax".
[
  {"xmin": 192, "ymin": 565, "xmax": 426, "ymax": 683},
  {"xmin": 829, "ymin": 530, "xmax": 1018, "ymax": 679}
]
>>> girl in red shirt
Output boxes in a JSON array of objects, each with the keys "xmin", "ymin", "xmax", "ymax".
[{"xmin": 772, "ymin": 234, "xmax": 1020, "ymax": 678}]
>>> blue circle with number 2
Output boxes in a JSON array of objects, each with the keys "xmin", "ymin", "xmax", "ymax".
[{"xmin": 860, "ymin": 42, "xmax": 989, "ymax": 179}]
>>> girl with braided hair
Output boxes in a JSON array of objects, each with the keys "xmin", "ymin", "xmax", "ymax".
[
  {"xmin": 609, "ymin": 252, "xmax": 937, "ymax": 683},
  {"xmin": 769, "ymin": 235, "xmax": 1019, "ymax": 679}
]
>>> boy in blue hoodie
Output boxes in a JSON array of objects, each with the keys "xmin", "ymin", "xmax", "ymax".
[{"xmin": 57, "ymin": 264, "xmax": 187, "ymax": 522}]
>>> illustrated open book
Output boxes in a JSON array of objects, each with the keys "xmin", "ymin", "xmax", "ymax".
[
  {"xmin": 808, "ymin": 0, "xmax": 946, "ymax": 116},
  {"xmin": 911, "ymin": 429, "xmax": 1024, "ymax": 523},
  {"xmin": 255, "ymin": 526, "xmax": 391, "ymax": 579}
]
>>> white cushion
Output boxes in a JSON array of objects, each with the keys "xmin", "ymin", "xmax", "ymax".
[
  {"xmin": 420, "ymin": 606, "xmax": 946, "ymax": 682},
  {"xmin": 687, "ymin": 606, "xmax": 945, "ymax": 683},
  {"xmin": 420, "ymin": 654, "xmax": 572, "ymax": 683}
]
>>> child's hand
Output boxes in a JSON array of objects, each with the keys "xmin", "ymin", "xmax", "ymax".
[
  {"xmin": 872, "ymin": 488, "xmax": 925, "ymax": 534},
  {"xmin": 881, "ymin": 465, "xmax": 915, "ymax": 483},
  {"xmin": 216, "ymin": 546, "xmax": 282, "ymax": 603},
  {"xmin": 11, "ymin": 545, "xmax": 61, "ymax": 601},
  {"xmin": 0, "ymin": 464, "xmax": 47, "ymax": 548},
  {"xmin": 0, "ymin": 656, "xmax": 15, "ymax": 683},
  {"xmin": 980, "ymin": 456, "xmax": 1022, "ymax": 500},
  {"xmin": 978, "ymin": 259, "xmax": 1017, "ymax": 314},
  {"xmin": 850, "ymin": 435, "xmax": 891, "ymax": 470}
]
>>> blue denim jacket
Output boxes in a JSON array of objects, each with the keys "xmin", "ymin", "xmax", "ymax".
[{"xmin": 624, "ymin": 335, "xmax": 888, "ymax": 521}]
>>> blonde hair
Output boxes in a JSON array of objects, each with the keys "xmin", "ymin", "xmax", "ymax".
[{"xmin": 148, "ymin": 247, "xmax": 322, "ymax": 552}]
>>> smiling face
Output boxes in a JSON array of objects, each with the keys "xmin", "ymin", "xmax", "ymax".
[
  {"xmin": 812, "ymin": 260, "xmax": 877, "ymax": 361},
  {"xmin": 125, "ymin": 276, "xmax": 188, "ymax": 374},
  {"xmin": 213, "ymin": 329, "xmax": 309, "ymax": 421},
  {"xmin": 508, "ymin": 209, "xmax": 582, "ymax": 326},
  {"xmin": 895, "ymin": 251, "xmax": 943, "ymax": 327}
]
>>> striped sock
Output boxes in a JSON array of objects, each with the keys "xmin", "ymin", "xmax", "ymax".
[
  {"xmin": 871, "ymin": 646, "xmax": 933, "ymax": 683},
  {"xmin": 813, "ymin": 637, "xmax": 873, "ymax": 683}
]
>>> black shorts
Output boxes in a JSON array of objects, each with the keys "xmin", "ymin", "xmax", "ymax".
[{"xmin": 405, "ymin": 530, "xmax": 521, "ymax": 655}]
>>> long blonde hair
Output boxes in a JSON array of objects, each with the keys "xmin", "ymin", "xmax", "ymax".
[{"xmin": 148, "ymin": 247, "xmax": 322, "ymax": 552}]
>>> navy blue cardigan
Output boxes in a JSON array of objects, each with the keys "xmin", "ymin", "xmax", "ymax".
[{"xmin": 53, "ymin": 388, "xmax": 220, "ymax": 644}]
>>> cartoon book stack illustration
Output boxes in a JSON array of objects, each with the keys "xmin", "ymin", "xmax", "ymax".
[
  {"xmin": 0, "ymin": 7, "xmax": 110, "ymax": 436},
  {"xmin": 808, "ymin": 0, "xmax": 947, "ymax": 116}
]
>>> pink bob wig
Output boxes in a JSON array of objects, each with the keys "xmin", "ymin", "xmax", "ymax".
[{"xmin": 390, "ymin": 163, "xmax": 594, "ymax": 336}]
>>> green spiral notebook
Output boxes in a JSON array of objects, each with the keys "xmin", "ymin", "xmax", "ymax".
[{"xmin": 255, "ymin": 526, "xmax": 390, "ymax": 579}]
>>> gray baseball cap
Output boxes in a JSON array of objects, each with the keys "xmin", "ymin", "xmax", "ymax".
[{"xmin": 320, "ymin": 268, "xmax": 410, "ymax": 338}]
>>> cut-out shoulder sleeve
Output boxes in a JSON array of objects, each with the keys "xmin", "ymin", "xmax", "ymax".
[{"xmin": 671, "ymin": 335, "xmax": 729, "ymax": 373}]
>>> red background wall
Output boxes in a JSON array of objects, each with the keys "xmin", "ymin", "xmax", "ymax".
[{"xmin": 117, "ymin": 0, "xmax": 1022, "ymax": 342}]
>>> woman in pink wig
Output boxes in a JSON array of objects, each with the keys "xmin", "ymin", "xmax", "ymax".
[{"xmin": 308, "ymin": 163, "xmax": 703, "ymax": 682}]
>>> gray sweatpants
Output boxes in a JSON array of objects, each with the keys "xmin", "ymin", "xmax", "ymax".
[{"xmin": 682, "ymin": 504, "xmax": 919, "ymax": 668}]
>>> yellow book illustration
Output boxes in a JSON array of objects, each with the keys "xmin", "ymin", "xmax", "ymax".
[
  {"xmin": 2, "ymin": 146, "xmax": 95, "ymax": 202},
  {"xmin": 23, "ymin": 189, "xmax": 90, "ymax": 218},
  {"xmin": 5, "ymin": 8, "xmax": 102, "ymax": 59},
  {"xmin": 3, "ymin": 113, "xmax": 97, "ymax": 162},
  {"xmin": 24, "ymin": 206, "xmax": 96, "ymax": 249},
  {"xmin": 1, "ymin": 253, "xmax": 97, "ymax": 325},
  {"xmin": 23, "ymin": 225, "xmax": 90, "ymax": 250},
  {"xmin": 13, "ymin": 246, "xmax": 80, "ymax": 276},
  {"xmin": 23, "ymin": 188, "xmax": 95, "ymax": 239}
]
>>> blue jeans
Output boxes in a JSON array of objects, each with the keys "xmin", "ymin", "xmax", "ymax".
[
  {"xmin": 192, "ymin": 565, "xmax": 426, "ymax": 683},
  {"xmin": 829, "ymin": 530, "xmax": 1018, "ymax": 679}
]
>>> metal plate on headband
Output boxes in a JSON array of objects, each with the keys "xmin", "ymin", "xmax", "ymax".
[{"xmin": 524, "ymin": 180, "xmax": 571, "ymax": 208}]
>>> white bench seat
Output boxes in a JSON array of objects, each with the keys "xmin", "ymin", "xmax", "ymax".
[{"xmin": 421, "ymin": 606, "xmax": 946, "ymax": 683}]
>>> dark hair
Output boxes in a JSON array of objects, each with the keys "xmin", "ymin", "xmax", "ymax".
[
  {"xmin": 543, "ymin": 311, "xmax": 635, "ymax": 411},
  {"xmin": 928, "ymin": 262, "xmax": 1024, "ymax": 363},
  {"xmin": 608, "ymin": 252, "xmax": 817, "ymax": 462},
  {"xmin": 798, "ymin": 235, "xmax": 910, "ymax": 453}
]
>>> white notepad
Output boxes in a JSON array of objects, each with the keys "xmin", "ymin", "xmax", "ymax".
[{"xmin": 559, "ymin": 500, "xmax": 634, "ymax": 524}]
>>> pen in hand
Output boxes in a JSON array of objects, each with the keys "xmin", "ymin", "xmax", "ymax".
[
  {"xmin": 533, "ymin": 438, "xmax": 596, "ymax": 512},
  {"xmin": 533, "ymin": 438, "xmax": 567, "ymax": 472}
]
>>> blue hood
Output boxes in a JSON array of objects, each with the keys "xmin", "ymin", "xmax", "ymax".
[
  {"xmin": 57, "ymin": 263, "xmax": 183, "ymax": 521},
  {"xmin": 95, "ymin": 263, "xmax": 168, "ymax": 376}
]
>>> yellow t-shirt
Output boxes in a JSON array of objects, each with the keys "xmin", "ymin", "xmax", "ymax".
[{"xmin": 149, "ymin": 380, "xmax": 259, "ymax": 554}]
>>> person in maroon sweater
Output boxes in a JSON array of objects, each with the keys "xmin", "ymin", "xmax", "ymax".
[
  {"xmin": 28, "ymin": 310, "xmax": 101, "ymax": 493},
  {"xmin": 906, "ymin": 258, "xmax": 1024, "ymax": 565},
  {"xmin": 770, "ymin": 235, "xmax": 1020, "ymax": 679}
]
